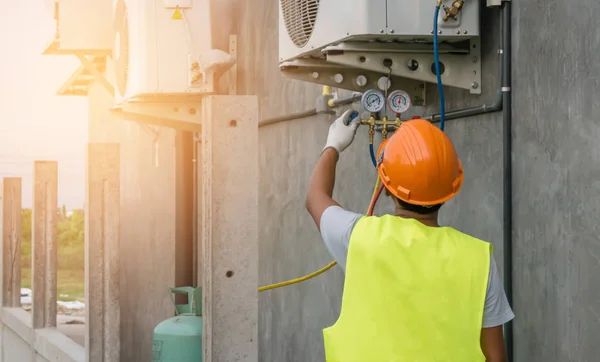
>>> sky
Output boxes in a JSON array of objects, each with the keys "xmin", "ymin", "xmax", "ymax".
[{"xmin": 0, "ymin": 0, "xmax": 88, "ymax": 209}]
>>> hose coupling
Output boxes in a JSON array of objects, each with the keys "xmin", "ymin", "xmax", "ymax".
[
  {"xmin": 381, "ymin": 116, "xmax": 389, "ymax": 140},
  {"xmin": 443, "ymin": 0, "xmax": 465, "ymax": 21},
  {"xmin": 362, "ymin": 115, "xmax": 376, "ymax": 144}
]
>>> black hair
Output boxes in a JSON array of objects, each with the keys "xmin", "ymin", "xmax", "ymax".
[{"xmin": 396, "ymin": 198, "xmax": 443, "ymax": 215}]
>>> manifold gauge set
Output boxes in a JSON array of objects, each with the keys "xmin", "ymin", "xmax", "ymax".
[{"xmin": 360, "ymin": 89, "xmax": 411, "ymax": 114}]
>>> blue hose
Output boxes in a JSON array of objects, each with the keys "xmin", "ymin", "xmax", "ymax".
[
  {"xmin": 433, "ymin": 5, "xmax": 446, "ymax": 131},
  {"xmin": 369, "ymin": 143, "xmax": 377, "ymax": 167}
]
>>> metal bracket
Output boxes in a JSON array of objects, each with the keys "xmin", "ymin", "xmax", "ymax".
[
  {"xmin": 228, "ymin": 35, "xmax": 238, "ymax": 95},
  {"xmin": 76, "ymin": 54, "xmax": 115, "ymax": 96},
  {"xmin": 42, "ymin": 36, "xmax": 112, "ymax": 57},
  {"xmin": 323, "ymin": 40, "xmax": 481, "ymax": 95},
  {"xmin": 55, "ymin": 56, "xmax": 108, "ymax": 96},
  {"xmin": 110, "ymin": 97, "xmax": 202, "ymax": 132},
  {"xmin": 280, "ymin": 58, "xmax": 426, "ymax": 106}
]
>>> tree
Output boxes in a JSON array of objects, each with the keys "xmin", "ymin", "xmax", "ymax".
[
  {"xmin": 57, "ymin": 209, "xmax": 85, "ymax": 270},
  {"xmin": 20, "ymin": 207, "xmax": 85, "ymax": 270}
]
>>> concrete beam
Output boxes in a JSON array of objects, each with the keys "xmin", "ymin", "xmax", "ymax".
[
  {"xmin": 85, "ymin": 143, "xmax": 120, "ymax": 362},
  {"xmin": 201, "ymin": 95, "xmax": 259, "ymax": 362},
  {"xmin": 32, "ymin": 162, "xmax": 58, "ymax": 329},
  {"xmin": 1, "ymin": 178, "xmax": 22, "ymax": 307}
]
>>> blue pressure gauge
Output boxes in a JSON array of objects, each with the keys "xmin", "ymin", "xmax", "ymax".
[{"xmin": 361, "ymin": 89, "xmax": 385, "ymax": 113}]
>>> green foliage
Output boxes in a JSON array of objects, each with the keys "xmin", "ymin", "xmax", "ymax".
[
  {"xmin": 58, "ymin": 209, "xmax": 85, "ymax": 270},
  {"xmin": 21, "ymin": 209, "xmax": 32, "ymax": 269},
  {"xmin": 20, "ymin": 206, "xmax": 85, "ymax": 301},
  {"xmin": 20, "ymin": 206, "xmax": 85, "ymax": 271}
]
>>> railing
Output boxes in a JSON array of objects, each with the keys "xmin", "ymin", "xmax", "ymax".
[{"xmin": 0, "ymin": 143, "xmax": 120, "ymax": 362}]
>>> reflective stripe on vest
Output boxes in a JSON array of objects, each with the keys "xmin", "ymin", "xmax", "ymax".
[{"xmin": 323, "ymin": 215, "xmax": 491, "ymax": 362}]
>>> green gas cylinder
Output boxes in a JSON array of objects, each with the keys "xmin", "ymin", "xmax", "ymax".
[{"xmin": 152, "ymin": 287, "xmax": 203, "ymax": 362}]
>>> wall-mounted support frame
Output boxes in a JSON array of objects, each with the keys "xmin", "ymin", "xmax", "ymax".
[
  {"xmin": 323, "ymin": 41, "xmax": 481, "ymax": 95},
  {"xmin": 280, "ymin": 39, "xmax": 481, "ymax": 105},
  {"xmin": 280, "ymin": 58, "xmax": 427, "ymax": 106},
  {"xmin": 75, "ymin": 55, "xmax": 114, "ymax": 96},
  {"xmin": 227, "ymin": 35, "xmax": 238, "ymax": 95},
  {"xmin": 50, "ymin": 54, "xmax": 110, "ymax": 97},
  {"xmin": 110, "ymin": 96, "xmax": 203, "ymax": 133},
  {"xmin": 42, "ymin": 40, "xmax": 112, "ymax": 57},
  {"xmin": 42, "ymin": 40, "xmax": 112, "ymax": 97}
]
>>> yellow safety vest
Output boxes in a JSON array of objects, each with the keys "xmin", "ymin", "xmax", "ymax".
[{"xmin": 323, "ymin": 215, "xmax": 491, "ymax": 362}]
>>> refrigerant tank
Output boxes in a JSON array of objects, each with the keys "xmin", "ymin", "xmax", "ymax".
[{"xmin": 152, "ymin": 287, "xmax": 203, "ymax": 362}]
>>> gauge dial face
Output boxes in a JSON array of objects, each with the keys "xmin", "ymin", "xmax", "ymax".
[
  {"xmin": 387, "ymin": 90, "xmax": 411, "ymax": 114},
  {"xmin": 361, "ymin": 89, "xmax": 385, "ymax": 113}
]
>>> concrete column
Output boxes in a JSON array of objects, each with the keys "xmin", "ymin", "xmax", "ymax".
[
  {"xmin": 85, "ymin": 143, "xmax": 120, "ymax": 362},
  {"xmin": 32, "ymin": 161, "xmax": 58, "ymax": 328},
  {"xmin": 201, "ymin": 95, "xmax": 259, "ymax": 362},
  {"xmin": 195, "ymin": 133, "xmax": 202, "ymax": 288},
  {"xmin": 1, "ymin": 177, "xmax": 22, "ymax": 307}
]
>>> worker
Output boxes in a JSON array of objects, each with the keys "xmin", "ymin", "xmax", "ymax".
[{"xmin": 305, "ymin": 110, "xmax": 515, "ymax": 361}]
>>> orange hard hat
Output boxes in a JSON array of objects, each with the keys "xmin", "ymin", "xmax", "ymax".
[{"xmin": 376, "ymin": 119, "xmax": 464, "ymax": 206}]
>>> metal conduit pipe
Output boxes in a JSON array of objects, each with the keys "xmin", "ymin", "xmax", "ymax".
[
  {"xmin": 501, "ymin": 1, "xmax": 513, "ymax": 360},
  {"xmin": 258, "ymin": 93, "xmax": 363, "ymax": 128},
  {"xmin": 259, "ymin": 109, "xmax": 318, "ymax": 127},
  {"xmin": 328, "ymin": 92, "xmax": 363, "ymax": 107}
]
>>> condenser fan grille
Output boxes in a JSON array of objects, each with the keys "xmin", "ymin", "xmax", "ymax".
[
  {"xmin": 114, "ymin": 0, "xmax": 129, "ymax": 97},
  {"xmin": 281, "ymin": 0, "xmax": 320, "ymax": 48}
]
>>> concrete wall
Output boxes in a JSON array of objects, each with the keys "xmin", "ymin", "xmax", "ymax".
[
  {"xmin": 228, "ymin": 0, "xmax": 600, "ymax": 361},
  {"xmin": 118, "ymin": 123, "xmax": 194, "ymax": 362},
  {"xmin": 512, "ymin": 2, "xmax": 600, "ymax": 361}
]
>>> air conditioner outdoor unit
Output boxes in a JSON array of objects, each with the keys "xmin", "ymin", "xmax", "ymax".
[
  {"xmin": 112, "ymin": 0, "xmax": 233, "ymax": 104},
  {"xmin": 278, "ymin": 0, "xmax": 482, "ymax": 100},
  {"xmin": 45, "ymin": 0, "xmax": 113, "ymax": 53}
]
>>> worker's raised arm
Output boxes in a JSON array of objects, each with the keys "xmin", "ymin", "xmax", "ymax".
[{"xmin": 306, "ymin": 110, "xmax": 360, "ymax": 231}]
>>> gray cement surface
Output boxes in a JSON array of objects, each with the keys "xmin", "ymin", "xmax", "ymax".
[
  {"xmin": 57, "ymin": 315, "xmax": 85, "ymax": 347},
  {"xmin": 233, "ymin": 0, "xmax": 600, "ymax": 361}
]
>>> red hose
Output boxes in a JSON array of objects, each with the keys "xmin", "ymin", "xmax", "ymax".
[{"xmin": 367, "ymin": 183, "xmax": 385, "ymax": 216}]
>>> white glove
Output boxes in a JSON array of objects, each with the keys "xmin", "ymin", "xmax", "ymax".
[{"xmin": 322, "ymin": 110, "xmax": 361, "ymax": 155}]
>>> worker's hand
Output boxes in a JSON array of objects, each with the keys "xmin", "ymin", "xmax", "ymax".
[{"xmin": 322, "ymin": 110, "xmax": 361, "ymax": 155}]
